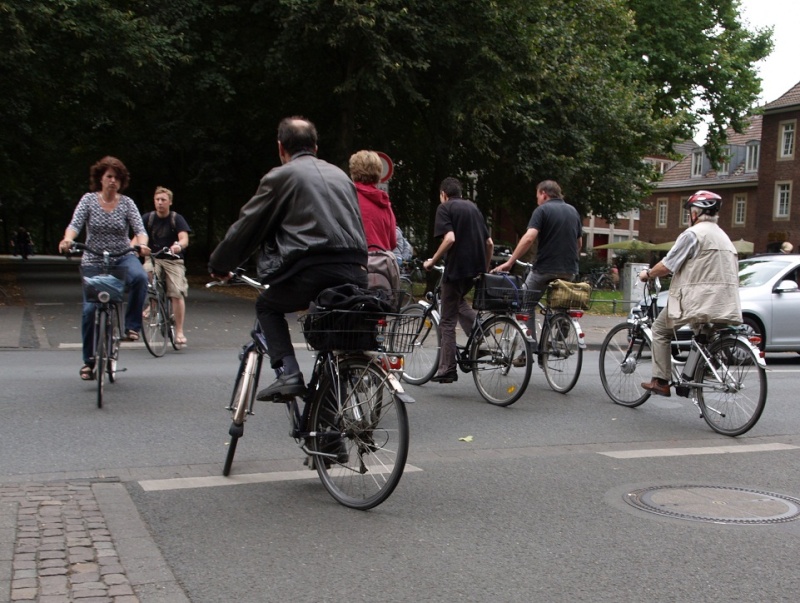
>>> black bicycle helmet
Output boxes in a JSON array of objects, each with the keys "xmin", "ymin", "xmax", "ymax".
[{"xmin": 684, "ymin": 190, "xmax": 721, "ymax": 214}]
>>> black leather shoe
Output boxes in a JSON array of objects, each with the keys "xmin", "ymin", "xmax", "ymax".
[
  {"xmin": 257, "ymin": 372, "xmax": 306, "ymax": 400},
  {"xmin": 431, "ymin": 369, "xmax": 458, "ymax": 383}
]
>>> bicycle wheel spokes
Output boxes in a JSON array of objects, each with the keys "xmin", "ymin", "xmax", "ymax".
[
  {"xmin": 695, "ymin": 338, "xmax": 767, "ymax": 436},
  {"xmin": 599, "ymin": 322, "xmax": 652, "ymax": 407},
  {"xmin": 399, "ymin": 304, "xmax": 440, "ymax": 385},
  {"xmin": 311, "ymin": 358, "xmax": 409, "ymax": 510},
  {"xmin": 142, "ymin": 296, "xmax": 168, "ymax": 357},
  {"xmin": 542, "ymin": 314, "xmax": 582, "ymax": 394},
  {"xmin": 471, "ymin": 316, "xmax": 531, "ymax": 407}
]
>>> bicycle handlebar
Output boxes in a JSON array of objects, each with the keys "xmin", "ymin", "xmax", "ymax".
[
  {"xmin": 150, "ymin": 247, "xmax": 181, "ymax": 260},
  {"xmin": 205, "ymin": 270, "xmax": 267, "ymax": 291},
  {"xmin": 68, "ymin": 241, "xmax": 141, "ymax": 258}
]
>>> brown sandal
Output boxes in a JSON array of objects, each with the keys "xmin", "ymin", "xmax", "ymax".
[
  {"xmin": 80, "ymin": 365, "xmax": 94, "ymax": 381},
  {"xmin": 125, "ymin": 329, "xmax": 140, "ymax": 341}
]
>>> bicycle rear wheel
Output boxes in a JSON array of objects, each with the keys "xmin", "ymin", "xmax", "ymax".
[
  {"xmin": 471, "ymin": 316, "xmax": 532, "ymax": 407},
  {"xmin": 695, "ymin": 337, "xmax": 767, "ymax": 436},
  {"xmin": 223, "ymin": 348, "xmax": 261, "ymax": 476},
  {"xmin": 95, "ymin": 312, "xmax": 107, "ymax": 409},
  {"xmin": 399, "ymin": 276, "xmax": 413, "ymax": 298},
  {"xmin": 309, "ymin": 356, "xmax": 409, "ymax": 510},
  {"xmin": 599, "ymin": 322, "xmax": 652, "ymax": 407},
  {"xmin": 399, "ymin": 303, "xmax": 440, "ymax": 385},
  {"xmin": 542, "ymin": 314, "xmax": 582, "ymax": 393},
  {"xmin": 142, "ymin": 295, "xmax": 168, "ymax": 357}
]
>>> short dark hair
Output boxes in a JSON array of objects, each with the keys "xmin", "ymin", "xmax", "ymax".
[
  {"xmin": 277, "ymin": 116, "xmax": 318, "ymax": 155},
  {"xmin": 537, "ymin": 180, "xmax": 562, "ymax": 199},
  {"xmin": 89, "ymin": 156, "xmax": 130, "ymax": 192},
  {"xmin": 440, "ymin": 177, "xmax": 462, "ymax": 198}
]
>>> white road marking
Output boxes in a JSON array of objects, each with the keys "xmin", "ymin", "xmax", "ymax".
[
  {"xmin": 59, "ymin": 342, "xmax": 146, "ymax": 349},
  {"xmin": 139, "ymin": 464, "xmax": 423, "ymax": 492},
  {"xmin": 600, "ymin": 442, "xmax": 799, "ymax": 459}
]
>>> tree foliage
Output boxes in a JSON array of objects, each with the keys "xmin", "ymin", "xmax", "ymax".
[{"xmin": 0, "ymin": 0, "xmax": 773, "ymax": 256}]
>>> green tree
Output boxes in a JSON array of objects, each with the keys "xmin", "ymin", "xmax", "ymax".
[{"xmin": 626, "ymin": 0, "xmax": 773, "ymax": 164}]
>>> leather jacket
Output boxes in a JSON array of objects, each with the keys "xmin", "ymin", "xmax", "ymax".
[{"xmin": 209, "ymin": 152, "xmax": 367, "ymax": 283}]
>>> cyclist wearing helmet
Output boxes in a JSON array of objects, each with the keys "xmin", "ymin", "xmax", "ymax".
[{"xmin": 638, "ymin": 190, "xmax": 742, "ymax": 396}]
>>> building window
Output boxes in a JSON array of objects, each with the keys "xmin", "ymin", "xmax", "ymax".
[
  {"xmin": 718, "ymin": 147, "xmax": 731, "ymax": 175},
  {"xmin": 775, "ymin": 182, "xmax": 791, "ymax": 219},
  {"xmin": 746, "ymin": 143, "xmax": 760, "ymax": 172},
  {"xmin": 691, "ymin": 150, "xmax": 704, "ymax": 177},
  {"xmin": 779, "ymin": 120, "xmax": 796, "ymax": 160},
  {"xmin": 680, "ymin": 196, "xmax": 690, "ymax": 226},
  {"xmin": 733, "ymin": 194, "xmax": 746, "ymax": 226},
  {"xmin": 657, "ymin": 198, "xmax": 668, "ymax": 227}
]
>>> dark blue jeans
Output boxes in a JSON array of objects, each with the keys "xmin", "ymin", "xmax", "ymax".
[
  {"xmin": 255, "ymin": 263, "xmax": 368, "ymax": 369},
  {"xmin": 81, "ymin": 254, "xmax": 148, "ymax": 365}
]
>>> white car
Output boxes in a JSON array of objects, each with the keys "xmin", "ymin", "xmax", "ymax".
[{"xmin": 630, "ymin": 254, "xmax": 800, "ymax": 352}]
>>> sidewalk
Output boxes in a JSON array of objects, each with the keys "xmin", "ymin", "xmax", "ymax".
[{"xmin": 0, "ymin": 481, "xmax": 187, "ymax": 603}]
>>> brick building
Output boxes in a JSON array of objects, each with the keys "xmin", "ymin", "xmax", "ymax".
[{"xmin": 637, "ymin": 81, "xmax": 800, "ymax": 253}]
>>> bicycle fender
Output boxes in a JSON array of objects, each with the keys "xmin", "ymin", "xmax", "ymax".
[
  {"xmin": 388, "ymin": 372, "xmax": 415, "ymax": 404},
  {"xmin": 571, "ymin": 317, "xmax": 587, "ymax": 349},
  {"xmin": 732, "ymin": 334, "xmax": 768, "ymax": 369}
]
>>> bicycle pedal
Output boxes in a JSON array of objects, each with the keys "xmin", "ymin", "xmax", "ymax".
[{"xmin": 675, "ymin": 385, "xmax": 691, "ymax": 398}]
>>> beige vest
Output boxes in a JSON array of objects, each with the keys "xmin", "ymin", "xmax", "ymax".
[{"xmin": 666, "ymin": 220, "xmax": 742, "ymax": 327}]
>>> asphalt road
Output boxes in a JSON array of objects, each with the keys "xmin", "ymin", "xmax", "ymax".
[{"xmin": 3, "ymin": 256, "xmax": 800, "ymax": 602}]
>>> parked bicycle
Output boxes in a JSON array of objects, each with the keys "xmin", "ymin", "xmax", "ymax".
[
  {"xmin": 398, "ymin": 257, "xmax": 425, "ymax": 298},
  {"xmin": 70, "ymin": 242, "xmax": 132, "ymax": 408},
  {"xmin": 581, "ymin": 266, "xmax": 617, "ymax": 291},
  {"xmin": 142, "ymin": 247, "xmax": 180, "ymax": 357},
  {"xmin": 598, "ymin": 278, "xmax": 768, "ymax": 436},
  {"xmin": 208, "ymin": 272, "xmax": 420, "ymax": 510}
]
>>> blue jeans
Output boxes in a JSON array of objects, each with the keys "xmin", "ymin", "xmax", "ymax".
[{"xmin": 81, "ymin": 254, "xmax": 148, "ymax": 365}]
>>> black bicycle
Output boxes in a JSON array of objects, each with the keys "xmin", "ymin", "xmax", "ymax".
[
  {"xmin": 142, "ymin": 247, "xmax": 180, "ymax": 357},
  {"xmin": 71, "ymin": 242, "xmax": 131, "ymax": 408},
  {"xmin": 400, "ymin": 265, "xmax": 535, "ymax": 406},
  {"xmin": 208, "ymin": 273, "xmax": 421, "ymax": 510}
]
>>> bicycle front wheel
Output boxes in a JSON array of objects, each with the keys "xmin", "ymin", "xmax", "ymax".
[
  {"xmin": 695, "ymin": 337, "xmax": 767, "ymax": 436},
  {"xmin": 542, "ymin": 314, "xmax": 582, "ymax": 394},
  {"xmin": 107, "ymin": 305, "xmax": 121, "ymax": 383},
  {"xmin": 309, "ymin": 356, "xmax": 409, "ymax": 510},
  {"xmin": 399, "ymin": 303, "xmax": 440, "ymax": 385},
  {"xmin": 142, "ymin": 295, "xmax": 168, "ymax": 357},
  {"xmin": 599, "ymin": 322, "xmax": 652, "ymax": 407},
  {"xmin": 95, "ymin": 312, "xmax": 107, "ymax": 409},
  {"xmin": 471, "ymin": 316, "xmax": 532, "ymax": 407},
  {"xmin": 223, "ymin": 348, "xmax": 262, "ymax": 476}
]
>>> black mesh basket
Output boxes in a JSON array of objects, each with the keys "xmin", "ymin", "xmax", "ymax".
[
  {"xmin": 300, "ymin": 310, "xmax": 423, "ymax": 353},
  {"xmin": 81, "ymin": 265, "xmax": 127, "ymax": 303},
  {"xmin": 474, "ymin": 287, "xmax": 539, "ymax": 312}
]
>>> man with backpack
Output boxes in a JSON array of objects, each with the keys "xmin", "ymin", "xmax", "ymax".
[{"xmin": 142, "ymin": 186, "xmax": 192, "ymax": 346}]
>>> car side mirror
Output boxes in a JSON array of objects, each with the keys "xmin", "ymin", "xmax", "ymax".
[{"xmin": 775, "ymin": 279, "xmax": 799, "ymax": 293}]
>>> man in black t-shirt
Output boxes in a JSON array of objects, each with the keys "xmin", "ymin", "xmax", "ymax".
[
  {"xmin": 493, "ymin": 180, "xmax": 582, "ymax": 301},
  {"xmin": 423, "ymin": 177, "xmax": 494, "ymax": 383},
  {"xmin": 142, "ymin": 186, "xmax": 192, "ymax": 346}
]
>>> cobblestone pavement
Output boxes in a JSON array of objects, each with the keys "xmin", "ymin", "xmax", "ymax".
[{"xmin": 0, "ymin": 481, "xmax": 188, "ymax": 603}]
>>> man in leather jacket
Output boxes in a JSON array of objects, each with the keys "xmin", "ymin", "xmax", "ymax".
[{"xmin": 209, "ymin": 116, "xmax": 368, "ymax": 398}]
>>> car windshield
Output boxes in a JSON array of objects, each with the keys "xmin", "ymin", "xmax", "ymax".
[{"xmin": 738, "ymin": 258, "xmax": 793, "ymax": 287}]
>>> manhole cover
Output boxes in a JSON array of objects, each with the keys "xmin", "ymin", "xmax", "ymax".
[{"xmin": 625, "ymin": 485, "xmax": 800, "ymax": 524}]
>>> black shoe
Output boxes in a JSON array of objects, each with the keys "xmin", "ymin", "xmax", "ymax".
[
  {"xmin": 256, "ymin": 372, "xmax": 306, "ymax": 400},
  {"xmin": 431, "ymin": 369, "xmax": 458, "ymax": 383}
]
